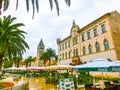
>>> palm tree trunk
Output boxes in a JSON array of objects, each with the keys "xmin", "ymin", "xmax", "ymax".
[
  {"xmin": 49, "ymin": 59, "xmax": 51, "ymax": 66},
  {"xmin": 0, "ymin": 54, "xmax": 3, "ymax": 70},
  {"xmin": 17, "ymin": 61, "xmax": 19, "ymax": 68},
  {"xmin": 44, "ymin": 60, "xmax": 45, "ymax": 67},
  {"xmin": 26, "ymin": 63, "xmax": 28, "ymax": 67},
  {"xmin": 29, "ymin": 61, "xmax": 31, "ymax": 67},
  {"xmin": 0, "ymin": 0, "xmax": 2, "ymax": 14}
]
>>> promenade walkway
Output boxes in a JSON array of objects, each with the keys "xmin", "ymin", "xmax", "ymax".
[{"xmin": 27, "ymin": 77, "xmax": 58, "ymax": 90}]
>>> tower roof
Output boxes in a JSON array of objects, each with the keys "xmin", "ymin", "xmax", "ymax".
[{"xmin": 38, "ymin": 39, "xmax": 45, "ymax": 48}]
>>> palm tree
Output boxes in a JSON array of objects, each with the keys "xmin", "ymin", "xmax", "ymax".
[
  {"xmin": 40, "ymin": 52, "xmax": 48, "ymax": 67},
  {"xmin": 40, "ymin": 48, "xmax": 56, "ymax": 66},
  {"xmin": 13, "ymin": 56, "xmax": 22, "ymax": 68},
  {"xmin": 0, "ymin": 15, "xmax": 29, "ymax": 70},
  {"xmin": 24, "ymin": 59, "xmax": 29, "ymax": 67},
  {"xmin": 0, "ymin": 0, "xmax": 71, "ymax": 18},
  {"xmin": 24, "ymin": 56, "xmax": 34, "ymax": 67},
  {"xmin": 3, "ymin": 57, "xmax": 13, "ymax": 68},
  {"xmin": 46, "ymin": 48, "xmax": 56, "ymax": 66},
  {"xmin": 54, "ymin": 54, "xmax": 58, "ymax": 61}
]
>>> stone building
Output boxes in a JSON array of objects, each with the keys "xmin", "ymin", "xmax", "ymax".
[{"xmin": 57, "ymin": 10, "xmax": 120, "ymax": 65}]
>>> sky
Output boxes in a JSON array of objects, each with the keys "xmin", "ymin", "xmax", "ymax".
[{"xmin": 1, "ymin": 0, "xmax": 120, "ymax": 59}]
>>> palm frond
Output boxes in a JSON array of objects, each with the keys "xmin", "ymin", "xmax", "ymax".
[
  {"xmin": 65, "ymin": 0, "xmax": 71, "ymax": 6},
  {"xmin": 31, "ymin": 0, "xmax": 35, "ymax": 19},
  {"xmin": 26, "ymin": 0, "xmax": 29, "ymax": 12},
  {"xmin": 49, "ymin": 0, "xmax": 53, "ymax": 11},
  {"xmin": 54, "ymin": 0, "xmax": 59, "ymax": 15},
  {"xmin": 3, "ymin": 0, "xmax": 9, "ymax": 11},
  {"xmin": 0, "ymin": 0, "xmax": 71, "ymax": 18},
  {"xmin": 0, "ymin": 0, "xmax": 3, "ymax": 14},
  {"xmin": 35, "ymin": 0, "xmax": 39, "ymax": 12},
  {"xmin": 16, "ymin": 0, "xmax": 18, "ymax": 10}
]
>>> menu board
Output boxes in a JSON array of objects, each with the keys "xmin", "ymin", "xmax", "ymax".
[{"xmin": 59, "ymin": 78, "xmax": 75, "ymax": 90}]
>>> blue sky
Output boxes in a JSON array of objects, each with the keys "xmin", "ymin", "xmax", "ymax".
[{"xmin": 1, "ymin": 0, "xmax": 120, "ymax": 59}]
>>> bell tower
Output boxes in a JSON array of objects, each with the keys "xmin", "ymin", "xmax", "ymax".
[{"xmin": 37, "ymin": 38, "xmax": 45, "ymax": 66}]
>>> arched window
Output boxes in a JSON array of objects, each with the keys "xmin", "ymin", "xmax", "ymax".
[
  {"xmin": 68, "ymin": 51, "xmax": 71, "ymax": 58},
  {"xmin": 104, "ymin": 39, "xmax": 109, "ymax": 50},
  {"xmin": 73, "ymin": 50, "xmax": 76, "ymax": 56},
  {"xmin": 83, "ymin": 46, "xmax": 86, "ymax": 55},
  {"xmin": 62, "ymin": 53, "xmax": 64, "ymax": 59},
  {"xmin": 65, "ymin": 52, "xmax": 67, "ymax": 59},
  {"xmin": 76, "ymin": 49, "xmax": 78, "ymax": 56},
  {"xmin": 88, "ymin": 45, "xmax": 92, "ymax": 54},
  {"xmin": 95, "ymin": 42, "xmax": 100, "ymax": 52}
]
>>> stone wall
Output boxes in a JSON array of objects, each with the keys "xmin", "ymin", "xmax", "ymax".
[
  {"xmin": 109, "ymin": 11, "xmax": 120, "ymax": 60},
  {"xmin": 81, "ymin": 49, "xmax": 117, "ymax": 63}
]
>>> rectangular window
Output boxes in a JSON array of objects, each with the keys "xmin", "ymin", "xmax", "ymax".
[
  {"xmin": 65, "ymin": 42, "xmax": 67, "ymax": 49},
  {"xmin": 65, "ymin": 52, "xmax": 67, "ymax": 59},
  {"xmin": 75, "ymin": 37, "xmax": 78, "ymax": 44},
  {"xmin": 101, "ymin": 24, "xmax": 106, "ymax": 33},
  {"xmin": 82, "ymin": 34, "xmax": 85, "ymax": 42},
  {"xmin": 62, "ymin": 44, "xmax": 64, "ymax": 50},
  {"xmin": 59, "ymin": 46, "xmax": 61, "ymax": 51},
  {"xmin": 68, "ymin": 51, "xmax": 71, "ymax": 58},
  {"xmin": 62, "ymin": 53, "xmax": 64, "ymax": 59},
  {"xmin": 93, "ymin": 28, "xmax": 98, "ymax": 36},
  {"xmin": 72, "ymin": 38, "xmax": 74, "ymax": 45},
  {"xmin": 68, "ymin": 41, "xmax": 70, "ymax": 47},
  {"xmin": 73, "ymin": 37, "xmax": 78, "ymax": 45},
  {"xmin": 87, "ymin": 31, "xmax": 91, "ymax": 39}
]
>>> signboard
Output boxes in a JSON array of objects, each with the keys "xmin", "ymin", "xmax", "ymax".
[
  {"xmin": 59, "ymin": 78, "xmax": 75, "ymax": 90},
  {"xmin": 109, "ymin": 66, "xmax": 120, "ymax": 72},
  {"xmin": 73, "ymin": 67, "xmax": 109, "ymax": 72}
]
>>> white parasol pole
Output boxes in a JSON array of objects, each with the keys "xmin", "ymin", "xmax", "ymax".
[{"xmin": 101, "ymin": 72, "xmax": 105, "ymax": 89}]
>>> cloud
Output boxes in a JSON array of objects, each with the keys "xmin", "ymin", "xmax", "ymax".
[{"xmin": 1, "ymin": 0, "xmax": 120, "ymax": 59}]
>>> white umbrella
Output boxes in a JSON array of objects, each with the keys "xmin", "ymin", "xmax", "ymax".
[
  {"xmin": 26, "ymin": 66, "xmax": 45, "ymax": 70},
  {"xmin": 6, "ymin": 67, "xmax": 26, "ymax": 70},
  {"xmin": 73, "ymin": 58, "xmax": 118, "ymax": 72},
  {"xmin": 6, "ymin": 67, "xmax": 17, "ymax": 70},
  {"xmin": 49, "ymin": 65, "xmax": 73, "ymax": 69},
  {"xmin": 72, "ymin": 58, "xmax": 119, "ymax": 89},
  {"xmin": 109, "ymin": 60, "xmax": 120, "ymax": 72}
]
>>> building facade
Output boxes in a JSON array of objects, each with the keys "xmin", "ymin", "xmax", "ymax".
[{"xmin": 57, "ymin": 10, "xmax": 120, "ymax": 65}]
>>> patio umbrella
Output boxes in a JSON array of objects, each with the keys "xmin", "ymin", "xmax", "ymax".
[
  {"xmin": 72, "ymin": 58, "xmax": 119, "ymax": 88},
  {"xmin": 26, "ymin": 67, "xmax": 45, "ymax": 70},
  {"xmin": 6, "ymin": 67, "xmax": 17, "ymax": 70},
  {"xmin": 73, "ymin": 58, "xmax": 118, "ymax": 72},
  {"xmin": 49, "ymin": 65, "xmax": 73, "ymax": 70},
  {"xmin": 109, "ymin": 61, "xmax": 120, "ymax": 72}
]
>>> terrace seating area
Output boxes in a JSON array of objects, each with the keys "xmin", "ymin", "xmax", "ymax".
[
  {"xmin": 1, "ymin": 64, "xmax": 120, "ymax": 90},
  {"xmin": 77, "ymin": 79, "xmax": 120, "ymax": 90}
]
